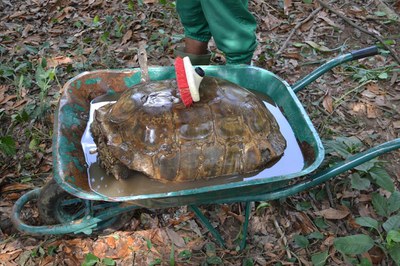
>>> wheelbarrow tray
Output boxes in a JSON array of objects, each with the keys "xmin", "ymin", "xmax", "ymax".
[{"xmin": 53, "ymin": 65, "xmax": 324, "ymax": 208}]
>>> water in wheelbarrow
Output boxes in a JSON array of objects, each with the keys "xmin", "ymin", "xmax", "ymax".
[{"xmin": 81, "ymin": 92, "xmax": 304, "ymax": 198}]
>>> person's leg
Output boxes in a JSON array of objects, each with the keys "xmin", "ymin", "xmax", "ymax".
[
  {"xmin": 175, "ymin": 0, "xmax": 212, "ymax": 64},
  {"xmin": 184, "ymin": 38, "xmax": 208, "ymax": 55},
  {"xmin": 201, "ymin": 0, "xmax": 257, "ymax": 64}
]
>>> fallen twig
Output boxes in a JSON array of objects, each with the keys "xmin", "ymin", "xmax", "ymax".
[
  {"xmin": 273, "ymin": 217, "xmax": 291, "ymax": 259},
  {"xmin": 374, "ymin": 0, "xmax": 400, "ymax": 22},
  {"xmin": 276, "ymin": 6, "xmax": 323, "ymax": 57},
  {"xmin": 316, "ymin": 0, "xmax": 400, "ymax": 65}
]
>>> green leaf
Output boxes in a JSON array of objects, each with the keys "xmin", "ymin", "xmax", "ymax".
[
  {"xmin": 0, "ymin": 136, "xmax": 16, "ymax": 156},
  {"xmin": 82, "ymin": 253, "xmax": 100, "ymax": 266},
  {"xmin": 388, "ymin": 243, "xmax": 400, "ymax": 265},
  {"xmin": 369, "ymin": 167, "xmax": 394, "ymax": 192},
  {"xmin": 388, "ymin": 191, "xmax": 400, "ymax": 214},
  {"xmin": 308, "ymin": 231, "xmax": 324, "ymax": 240},
  {"xmin": 242, "ymin": 258, "xmax": 254, "ymax": 266},
  {"xmin": 383, "ymin": 215, "xmax": 400, "ymax": 232},
  {"xmin": 293, "ymin": 42, "xmax": 306, "ymax": 47},
  {"xmin": 204, "ymin": 242, "xmax": 216, "ymax": 257},
  {"xmin": 93, "ymin": 15, "xmax": 100, "ymax": 24},
  {"xmin": 387, "ymin": 230, "xmax": 400, "ymax": 245},
  {"xmin": 178, "ymin": 250, "xmax": 192, "ymax": 260},
  {"xmin": 149, "ymin": 258, "xmax": 162, "ymax": 266},
  {"xmin": 378, "ymin": 72, "xmax": 388, "ymax": 79},
  {"xmin": 305, "ymin": 41, "xmax": 332, "ymax": 52},
  {"xmin": 333, "ymin": 234, "xmax": 374, "ymax": 255},
  {"xmin": 146, "ymin": 238, "xmax": 152, "ymax": 250},
  {"xmin": 323, "ymin": 139, "xmax": 351, "ymax": 158},
  {"xmin": 374, "ymin": 11, "xmax": 387, "ymax": 17},
  {"xmin": 355, "ymin": 216, "xmax": 379, "ymax": 230},
  {"xmin": 169, "ymin": 244, "xmax": 175, "ymax": 266},
  {"xmin": 207, "ymin": 256, "xmax": 223, "ymax": 264},
  {"xmin": 359, "ymin": 257, "xmax": 373, "ymax": 266},
  {"xmin": 350, "ymin": 173, "xmax": 371, "ymax": 190},
  {"xmin": 296, "ymin": 201, "xmax": 312, "ymax": 211},
  {"xmin": 102, "ymin": 258, "xmax": 116, "ymax": 266},
  {"xmin": 256, "ymin": 202, "xmax": 271, "ymax": 214},
  {"xmin": 314, "ymin": 217, "xmax": 329, "ymax": 229},
  {"xmin": 29, "ymin": 138, "xmax": 39, "ymax": 151},
  {"xmin": 354, "ymin": 160, "xmax": 376, "ymax": 172},
  {"xmin": 311, "ymin": 250, "xmax": 329, "ymax": 266},
  {"xmin": 294, "ymin": 234, "xmax": 309, "ymax": 248},
  {"xmin": 372, "ymin": 193, "xmax": 389, "ymax": 217}
]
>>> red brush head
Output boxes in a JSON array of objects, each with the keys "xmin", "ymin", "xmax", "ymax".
[{"xmin": 174, "ymin": 57, "xmax": 193, "ymax": 107}]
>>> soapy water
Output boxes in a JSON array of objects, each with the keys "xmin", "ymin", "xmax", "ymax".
[{"xmin": 81, "ymin": 93, "xmax": 304, "ymax": 198}]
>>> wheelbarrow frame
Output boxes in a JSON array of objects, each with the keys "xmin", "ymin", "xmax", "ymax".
[{"xmin": 12, "ymin": 46, "xmax": 400, "ymax": 249}]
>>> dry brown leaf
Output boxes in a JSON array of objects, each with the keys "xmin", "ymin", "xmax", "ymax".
[
  {"xmin": 395, "ymin": 0, "xmax": 400, "ymax": 12},
  {"xmin": 366, "ymin": 83, "xmax": 381, "ymax": 94},
  {"xmin": 121, "ymin": 30, "xmax": 133, "ymax": 45},
  {"xmin": 283, "ymin": 0, "xmax": 292, "ymax": 15},
  {"xmin": 47, "ymin": 56, "xmax": 73, "ymax": 68},
  {"xmin": 322, "ymin": 93, "xmax": 333, "ymax": 113},
  {"xmin": 12, "ymin": 99, "xmax": 28, "ymax": 109},
  {"xmin": 166, "ymin": 228, "xmax": 185, "ymax": 248},
  {"xmin": 359, "ymin": 194, "xmax": 372, "ymax": 202},
  {"xmin": 393, "ymin": 121, "xmax": 400, "ymax": 129},
  {"xmin": 368, "ymin": 245, "xmax": 385, "ymax": 264},
  {"xmin": 1, "ymin": 183, "xmax": 34, "ymax": 193},
  {"xmin": 362, "ymin": 90, "xmax": 377, "ymax": 99},
  {"xmin": 293, "ymin": 212, "xmax": 317, "ymax": 234},
  {"xmin": 348, "ymin": 217, "xmax": 361, "ymax": 229},
  {"xmin": 359, "ymin": 203, "xmax": 373, "ymax": 217},
  {"xmin": 314, "ymin": 206, "xmax": 349, "ymax": 220},
  {"xmin": 318, "ymin": 12, "xmax": 343, "ymax": 29},
  {"xmin": 366, "ymin": 103, "xmax": 378, "ymax": 118},
  {"xmin": 0, "ymin": 94, "xmax": 17, "ymax": 105},
  {"xmin": 352, "ymin": 102, "xmax": 366, "ymax": 114},
  {"xmin": 22, "ymin": 24, "xmax": 33, "ymax": 38},
  {"xmin": 300, "ymin": 18, "xmax": 314, "ymax": 32},
  {"xmin": 92, "ymin": 240, "xmax": 108, "ymax": 258},
  {"xmin": 282, "ymin": 52, "xmax": 301, "ymax": 60}
]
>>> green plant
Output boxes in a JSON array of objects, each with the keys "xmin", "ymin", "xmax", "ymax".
[
  {"xmin": 0, "ymin": 135, "xmax": 16, "ymax": 156},
  {"xmin": 82, "ymin": 253, "xmax": 116, "ymax": 266},
  {"xmin": 34, "ymin": 59, "xmax": 57, "ymax": 116},
  {"xmin": 345, "ymin": 62, "xmax": 399, "ymax": 83},
  {"xmin": 323, "ymin": 136, "xmax": 394, "ymax": 192},
  {"xmin": 322, "ymin": 136, "xmax": 400, "ymax": 265}
]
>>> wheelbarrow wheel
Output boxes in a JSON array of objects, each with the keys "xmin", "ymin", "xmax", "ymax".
[{"xmin": 38, "ymin": 179, "xmax": 133, "ymax": 232}]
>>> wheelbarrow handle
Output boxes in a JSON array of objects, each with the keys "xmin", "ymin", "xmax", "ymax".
[
  {"xmin": 351, "ymin": 46, "xmax": 379, "ymax": 60},
  {"xmin": 292, "ymin": 46, "xmax": 379, "ymax": 93}
]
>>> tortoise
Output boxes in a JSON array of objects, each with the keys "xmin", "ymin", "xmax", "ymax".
[{"xmin": 90, "ymin": 76, "xmax": 287, "ymax": 182}]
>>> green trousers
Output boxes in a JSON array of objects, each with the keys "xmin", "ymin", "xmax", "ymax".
[{"xmin": 176, "ymin": 0, "xmax": 257, "ymax": 64}]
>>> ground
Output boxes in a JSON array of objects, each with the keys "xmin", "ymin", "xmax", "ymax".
[{"xmin": 0, "ymin": 0, "xmax": 400, "ymax": 265}]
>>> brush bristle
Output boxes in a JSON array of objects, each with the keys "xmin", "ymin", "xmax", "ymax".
[{"xmin": 174, "ymin": 57, "xmax": 193, "ymax": 107}]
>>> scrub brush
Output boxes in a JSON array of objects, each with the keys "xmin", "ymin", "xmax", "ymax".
[{"xmin": 174, "ymin": 56, "xmax": 205, "ymax": 107}]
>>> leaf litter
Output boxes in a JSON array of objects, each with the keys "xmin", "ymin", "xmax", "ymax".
[{"xmin": 0, "ymin": 0, "xmax": 399, "ymax": 265}]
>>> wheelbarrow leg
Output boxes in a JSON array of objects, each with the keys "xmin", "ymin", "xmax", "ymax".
[
  {"xmin": 240, "ymin": 201, "xmax": 251, "ymax": 250},
  {"xmin": 189, "ymin": 205, "xmax": 226, "ymax": 248},
  {"xmin": 190, "ymin": 202, "xmax": 253, "ymax": 250}
]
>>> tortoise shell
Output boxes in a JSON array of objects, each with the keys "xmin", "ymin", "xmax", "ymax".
[{"xmin": 91, "ymin": 76, "xmax": 286, "ymax": 182}]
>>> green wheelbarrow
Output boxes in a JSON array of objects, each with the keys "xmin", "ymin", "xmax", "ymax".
[{"xmin": 12, "ymin": 46, "xmax": 400, "ymax": 249}]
